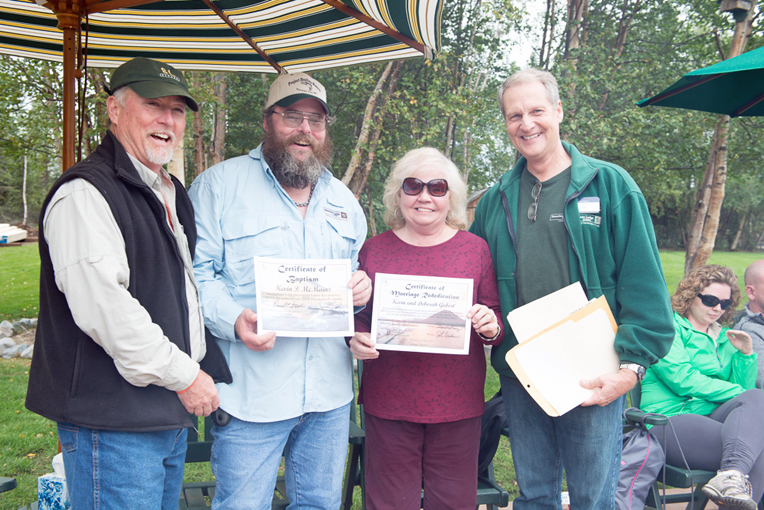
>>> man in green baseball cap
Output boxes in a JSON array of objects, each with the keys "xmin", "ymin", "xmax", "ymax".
[
  {"xmin": 27, "ymin": 56, "xmax": 230, "ymax": 509},
  {"xmin": 105, "ymin": 56, "xmax": 199, "ymax": 112}
]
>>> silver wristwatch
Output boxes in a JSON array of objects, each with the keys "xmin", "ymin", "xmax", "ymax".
[{"xmin": 619, "ymin": 363, "xmax": 646, "ymax": 381}]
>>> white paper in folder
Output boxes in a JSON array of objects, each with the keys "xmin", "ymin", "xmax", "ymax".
[
  {"xmin": 507, "ymin": 282, "xmax": 588, "ymax": 343},
  {"xmin": 506, "ymin": 296, "xmax": 619, "ymax": 416}
]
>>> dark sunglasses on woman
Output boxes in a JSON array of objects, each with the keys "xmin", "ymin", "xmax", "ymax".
[
  {"xmin": 697, "ymin": 293, "xmax": 733, "ymax": 310},
  {"xmin": 402, "ymin": 177, "xmax": 449, "ymax": 197}
]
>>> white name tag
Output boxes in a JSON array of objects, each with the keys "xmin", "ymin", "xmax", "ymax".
[{"xmin": 578, "ymin": 197, "xmax": 600, "ymax": 214}]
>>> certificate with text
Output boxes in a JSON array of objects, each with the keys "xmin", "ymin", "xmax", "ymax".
[
  {"xmin": 371, "ymin": 273, "xmax": 473, "ymax": 355},
  {"xmin": 254, "ymin": 257, "xmax": 354, "ymax": 337}
]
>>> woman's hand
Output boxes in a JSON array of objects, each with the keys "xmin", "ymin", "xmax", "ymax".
[
  {"xmin": 349, "ymin": 332, "xmax": 379, "ymax": 360},
  {"xmin": 349, "ymin": 270, "xmax": 373, "ymax": 307},
  {"xmin": 467, "ymin": 304, "xmax": 500, "ymax": 341},
  {"xmin": 727, "ymin": 329, "xmax": 754, "ymax": 355}
]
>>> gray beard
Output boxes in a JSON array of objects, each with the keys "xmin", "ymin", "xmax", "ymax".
[
  {"xmin": 265, "ymin": 150, "xmax": 323, "ymax": 189},
  {"xmin": 261, "ymin": 131, "xmax": 332, "ymax": 190}
]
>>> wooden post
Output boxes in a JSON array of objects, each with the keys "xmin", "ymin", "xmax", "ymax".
[{"xmin": 56, "ymin": 9, "xmax": 80, "ymax": 172}]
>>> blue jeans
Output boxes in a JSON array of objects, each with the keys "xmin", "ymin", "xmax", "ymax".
[
  {"xmin": 210, "ymin": 403, "xmax": 350, "ymax": 510},
  {"xmin": 57, "ymin": 422, "xmax": 187, "ymax": 510},
  {"xmin": 501, "ymin": 376, "xmax": 623, "ymax": 510}
]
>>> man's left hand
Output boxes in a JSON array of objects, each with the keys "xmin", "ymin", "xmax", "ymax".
[
  {"xmin": 580, "ymin": 369, "xmax": 637, "ymax": 407},
  {"xmin": 349, "ymin": 270, "xmax": 372, "ymax": 307}
]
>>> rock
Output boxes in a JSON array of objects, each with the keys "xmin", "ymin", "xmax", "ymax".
[
  {"xmin": 2, "ymin": 344, "xmax": 26, "ymax": 359},
  {"xmin": 0, "ymin": 338, "xmax": 14, "ymax": 350},
  {"xmin": 18, "ymin": 318, "xmax": 37, "ymax": 329},
  {"xmin": 11, "ymin": 321, "xmax": 25, "ymax": 335},
  {"xmin": 0, "ymin": 320, "xmax": 12, "ymax": 338},
  {"xmin": 20, "ymin": 345, "xmax": 33, "ymax": 359}
]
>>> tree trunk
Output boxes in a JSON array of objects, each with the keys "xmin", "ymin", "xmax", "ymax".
[
  {"xmin": 366, "ymin": 183, "xmax": 377, "ymax": 237},
  {"xmin": 684, "ymin": 3, "xmax": 755, "ymax": 274},
  {"xmin": 539, "ymin": 0, "xmax": 555, "ymax": 69},
  {"xmin": 341, "ymin": 62, "xmax": 397, "ymax": 187},
  {"xmin": 598, "ymin": 0, "xmax": 641, "ymax": 110},
  {"xmin": 341, "ymin": 60, "xmax": 403, "ymax": 196},
  {"xmin": 167, "ymin": 138, "xmax": 185, "ymax": 184},
  {"xmin": 561, "ymin": 0, "xmax": 588, "ymax": 127},
  {"xmin": 211, "ymin": 73, "xmax": 227, "ymax": 165},
  {"xmin": 193, "ymin": 108, "xmax": 206, "ymax": 177},
  {"xmin": 22, "ymin": 154, "xmax": 28, "ymax": 225},
  {"xmin": 730, "ymin": 207, "xmax": 748, "ymax": 251}
]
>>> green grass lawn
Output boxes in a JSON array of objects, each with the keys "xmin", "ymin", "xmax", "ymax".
[
  {"xmin": 0, "ymin": 244, "xmax": 40, "ymax": 322},
  {"xmin": 0, "ymin": 246, "xmax": 761, "ymax": 507}
]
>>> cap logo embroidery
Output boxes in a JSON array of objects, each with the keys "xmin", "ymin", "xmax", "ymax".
[
  {"xmin": 159, "ymin": 67, "xmax": 181, "ymax": 82},
  {"xmin": 288, "ymin": 77, "xmax": 318, "ymax": 93}
]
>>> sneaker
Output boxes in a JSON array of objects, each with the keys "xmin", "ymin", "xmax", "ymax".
[{"xmin": 701, "ymin": 469, "xmax": 757, "ymax": 510}]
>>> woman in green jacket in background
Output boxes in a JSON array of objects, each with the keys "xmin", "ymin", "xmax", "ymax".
[{"xmin": 641, "ymin": 265, "xmax": 764, "ymax": 510}]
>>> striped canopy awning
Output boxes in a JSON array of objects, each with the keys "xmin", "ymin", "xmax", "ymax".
[{"xmin": 0, "ymin": 0, "xmax": 442, "ymax": 73}]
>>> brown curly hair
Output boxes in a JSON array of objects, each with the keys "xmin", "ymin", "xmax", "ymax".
[{"xmin": 671, "ymin": 264, "xmax": 741, "ymax": 324}]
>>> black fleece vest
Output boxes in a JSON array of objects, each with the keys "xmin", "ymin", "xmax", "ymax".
[{"xmin": 26, "ymin": 131, "xmax": 203, "ymax": 431}]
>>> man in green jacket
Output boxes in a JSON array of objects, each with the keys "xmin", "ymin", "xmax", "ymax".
[{"xmin": 470, "ymin": 68, "xmax": 674, "ymax": 510}]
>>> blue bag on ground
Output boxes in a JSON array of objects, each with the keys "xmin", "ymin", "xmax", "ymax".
[{"xmin": 616, "ymin": 408, "xmax": 665, "ymax": 510}]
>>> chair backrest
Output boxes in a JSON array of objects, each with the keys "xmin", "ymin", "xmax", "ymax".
[
  {"xmin": 185, "ymin": 415, "xmax": 214, "ymax": 463},
  {"xmin": 355, "ymin": 358, "xmax": 365, "ymax": 430},
  {"xmin": 628, "ymin": 380, "xmax": 642, "ymax": 409}
]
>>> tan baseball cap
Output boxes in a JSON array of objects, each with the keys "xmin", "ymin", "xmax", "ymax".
[
  {"xmin": 266, "ymin": 73, "xmax": 330, "ymax": 115},
  {"xmin": 105, "ymin": 57, "xmax": 199, "ymax": 112}
]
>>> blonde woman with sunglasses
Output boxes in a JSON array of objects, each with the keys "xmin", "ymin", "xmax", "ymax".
[
  {"xmin": 348, "ymin": 147, "xmax": 504, "ymax": 509},
  {"xmin": 641, "ymin": 264, "xmax": 764, "ymax": 510}
]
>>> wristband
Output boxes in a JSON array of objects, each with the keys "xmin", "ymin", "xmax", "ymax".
[{"xmin": 176, "ymin": 371, "xmax": 200, "ymax": 394}]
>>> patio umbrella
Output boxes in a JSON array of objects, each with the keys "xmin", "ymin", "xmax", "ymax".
[
  {"xmin": 637, "ymin": 45, "xmax": 764, "ymax": 118},
  {"xmin": 0, "ymin": 0, "xmax": 443, "ymax": 168}
]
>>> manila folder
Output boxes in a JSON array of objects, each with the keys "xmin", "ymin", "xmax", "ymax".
[{"xmin": 505, "ymin": 296, "xmax": 619, "ymax": 417}]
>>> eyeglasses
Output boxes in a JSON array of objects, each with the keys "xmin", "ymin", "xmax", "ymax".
[
  {"xmin": 401, "ymin": 178, "xmax": 449, "ymax": 197},
  {"xmin": 528, "ymin": 181, "xmax": 542, "ymax": 222},
  {"xmin": 271, "ymin": 110, "xmax": 329, "ymax": 131},
  {"xmin": 697, "ymin": 293, "xmax": 733, "ymax": 310}
]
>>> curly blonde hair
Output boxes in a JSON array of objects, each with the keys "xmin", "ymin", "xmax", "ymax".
[
  {"xmin": 381, "ymin": 147, "xmax": 468, "ymax": 231},
  {"xmin": 671, "ymin": 264, "xmax": 741, "ymax": 324}
]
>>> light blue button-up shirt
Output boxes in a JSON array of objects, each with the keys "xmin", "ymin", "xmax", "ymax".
[{"xmin": 189, "ymin": 145, "xmax": 367, "ymax": 422}]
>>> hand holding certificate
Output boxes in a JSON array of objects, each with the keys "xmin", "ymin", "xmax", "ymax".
[
  {"xmin": 370, "ymin": 273, "xmax": 474, "ymax": 355},
  {"xmin": 254, "ymin": 257, "xmax": 354, "ymax": 337}
]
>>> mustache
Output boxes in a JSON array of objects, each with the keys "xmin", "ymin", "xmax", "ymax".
[
  {"xmin": 148, "ymin": 130, "xmax": 176, "ymax": 144},
  {"xmin": 288, "ymin": 133, "xmax": 315, "ymax": 147}
]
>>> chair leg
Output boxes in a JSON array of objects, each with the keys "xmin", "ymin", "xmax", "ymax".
[
  {"xmin": 341, "ymin": 444, "xmax": 360, "ymax": 510},
  {"xmin": 687, "ymin": 483, "xmax": 709, "ymax": 510}
]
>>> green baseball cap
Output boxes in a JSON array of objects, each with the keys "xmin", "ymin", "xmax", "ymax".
[{"xmin": 106, "ymin": 57, "xmax": 199, "ymax": 112}]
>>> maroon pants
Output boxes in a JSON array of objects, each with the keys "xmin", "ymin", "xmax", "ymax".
[{"xmin": 364, "ymin": 413, "xmax": 481, "ymax": 510}]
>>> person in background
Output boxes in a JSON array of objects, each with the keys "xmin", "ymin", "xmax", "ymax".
[
  {"xmin": 26, "ymin": 57, "xmax": 229, "ymax": 509},
  {"xmin": 733, "ymin": 259, "xmax": 764, "ymax": 389},
  {"xmin": 470, "ymin": 68, "xmax": 675, "ymax": 510},
  {"xmin": 189, "ymin": 72, "xmax": 371, "ymax": 509},
  {"xmin": 350, "ymin": 147, "xmax": 504, "ymax": 509},
  {"xmin": 641, "ymin": 264, "xmax": 764, "ymax": 510}
]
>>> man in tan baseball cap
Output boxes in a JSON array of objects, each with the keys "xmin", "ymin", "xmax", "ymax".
[
  {"xmin": 188, "ymin": 72, "xmax": 371, "ymax": 509},
  {"xmin": 28, "ymin": 56, "xmax": 230, "ymax": 508}
]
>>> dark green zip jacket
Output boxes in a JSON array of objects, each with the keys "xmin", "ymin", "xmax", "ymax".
[{"xmin": 470, "ymin": 141, "xmax": 674, "ymax": 377}]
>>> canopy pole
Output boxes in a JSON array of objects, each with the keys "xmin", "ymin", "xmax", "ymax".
[{"xmin": 56, "ymin": 10, "xmax": 80, "ymax": 172}]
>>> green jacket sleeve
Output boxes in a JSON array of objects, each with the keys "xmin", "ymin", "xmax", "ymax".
[
  {"xmin": 609, "ymin": 191, "xmax": 674, "ymax": 368},
  {"xmin": 726, "ymin": 338, "xmax": 758, "ymax": 389}
]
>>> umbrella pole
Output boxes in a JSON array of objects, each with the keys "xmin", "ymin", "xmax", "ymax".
[
  {"xmin": 62, "ymin": 24, "xmax": 75, "ymax": 172},
  {"xmin": 56, "ymin": 11, "xmax": 78, "ymax": 172}
]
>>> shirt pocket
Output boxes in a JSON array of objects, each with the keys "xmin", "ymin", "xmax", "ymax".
[
  {"xmin": 325, "ymin": 213, "xmax": 357, "ymax": 259},
  {"xmin": 221, "ymin": 216, "xmax": 284, "ymax": 285}
]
